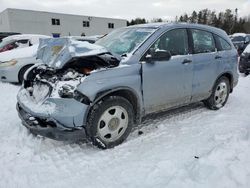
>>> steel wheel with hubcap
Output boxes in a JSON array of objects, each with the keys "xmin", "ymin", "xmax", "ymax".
[
  {"xmin": 204, "ymin": 76, "xmax": 230, "ymax": 110},
  {"xmin": 214, "ymin": 82, "xmax": 228, "ymax": 108},
  {"xmin": 97, "ymin": 106, "xmax": 129, "ymax": 143},
  {"xmin": 86, "ymin": 96, "xmax": 134, "ymax": 149}
]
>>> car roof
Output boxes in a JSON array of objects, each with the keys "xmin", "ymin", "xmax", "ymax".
[
  {"xmin": 2, "ymin": 34, "xmax": 50, "ymax": 41},
  {"xmin": 127, "ymin": 22, "xmax": 227, "ymax": 38}
]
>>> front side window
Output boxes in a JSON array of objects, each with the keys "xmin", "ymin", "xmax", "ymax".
[
  {"xmin": 95, "ymin": 27, "xmax": 156, "ymax": 55},
  {"xmin": 0, "ymin": 40, "xmax": 18, "ymax": 52},
  {"xmin": 0, "ymin": 39, "xmax": 30, "ymax": 51},
  {"xmin": 191, "ymin": 29, "xmax": 215, "ymax": 54},
  {"xmin": 150, "ymin": 29, "xmax": 189, "ymax": 56},
  {"xmin": 0, "ymin": 39, "xmax": 15, "ymax": 49}
]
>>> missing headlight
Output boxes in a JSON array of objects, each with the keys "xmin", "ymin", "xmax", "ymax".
[
  {"xmin": 73, "ymin": 90, "xmax": 91, "ymax": 105},
  {"xmin": 58, "ymin": 85, "xmax": 91, "ymax": 105}
]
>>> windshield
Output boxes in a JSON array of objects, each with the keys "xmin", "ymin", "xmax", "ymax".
[
  {"xmin": 231, "ymin": 36, "xmax": 245, "ymax": 42},
  {"xmin": 95, "ymin": 27, "xmax": 157, "ymax": 55},
  {"xmin": 0, "ymin": 39, "xmax": 15, "ymax": 49}
]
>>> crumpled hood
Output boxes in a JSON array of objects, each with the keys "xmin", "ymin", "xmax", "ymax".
[{"xmin": 37, "ymin": 38, "xmax": 120, "ymax": 69}]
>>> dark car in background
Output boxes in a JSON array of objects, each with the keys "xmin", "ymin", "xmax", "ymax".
[
  {"xmin": 230, "ymin": 33, "xmax": 250, "ymax": 55},
  {"xmin": 239, "ymin": 44, "xmax": 250, "ymax": 75}
]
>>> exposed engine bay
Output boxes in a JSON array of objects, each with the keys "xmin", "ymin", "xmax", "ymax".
[
  {"xmin": 23, "ymin": 53, "xmax": 119, "ymax": 105},
  {"xmin": 21, "ymin": 37, "xmax": 121, "ymax": 106}
]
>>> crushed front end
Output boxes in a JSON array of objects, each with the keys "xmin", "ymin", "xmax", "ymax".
[
  {"xmin": 16, "ymin": 38, "xmax": 120, "ymax": 141},
  {"xmin": 17, "ymin": 65, "xmax": 90, "ymax": 141}
]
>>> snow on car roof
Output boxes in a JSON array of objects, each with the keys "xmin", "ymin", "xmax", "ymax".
[
  {"xmin": 231, "ymin": 33, "xmax": 247, "ymax": 37},
  {"xmin": 2, "ymin": 34, "xmax": 50, "ymax": 44}
]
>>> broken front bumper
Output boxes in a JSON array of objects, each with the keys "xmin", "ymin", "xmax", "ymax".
[
  {"xmin": 16, "ymin": 87, "xmax": 90, "ymax": 141},
  {"xmin": 17, "ymin": 103, "xmax": 87, "ymax": 141}
]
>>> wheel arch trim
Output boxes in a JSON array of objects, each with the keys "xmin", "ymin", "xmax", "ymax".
[
  {"xmin": 213, "ymin": 71, "xmax": 234, "ymax": 93},
  {"xmin": 83, "ymin": 86, "xmax": 143, "ymax": 126}
]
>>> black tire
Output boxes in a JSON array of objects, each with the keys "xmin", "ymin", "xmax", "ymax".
[
  {"xmin": 203, "ymin": 76, "xmax": 230, "ymax": 110},
  {"xmin": 245, "ymin": 72, "xmax": 249, "ymax": 76},
  {"xmin": 18, "ymin": 65, "xmax": 33, "ymax": 84},
  {"xmin": 86, "ymin": 96, "xmax": 134, "ymax": 149}
]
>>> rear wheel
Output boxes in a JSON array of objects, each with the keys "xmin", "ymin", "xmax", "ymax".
[
  {"xmin": 203, "ymin": 76, "xmax": 230, "ymax": 110},
  {"xmin": 86, "ymin": 96, "xmax": 134, "ymax": 149},
  {"xmin": 18, "ymin": 65, "xmax": 33, "ymax": 84}
]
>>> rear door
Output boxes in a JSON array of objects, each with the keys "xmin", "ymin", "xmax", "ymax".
[
  {"xmin": 142, "ymin": 28, "xmax": 193, "ymax": 114},
  {"xmin": 190, "ymin": 29, "xmax": 218, "ymax": 102}
]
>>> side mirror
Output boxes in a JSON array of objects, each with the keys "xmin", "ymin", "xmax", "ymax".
[{"xmin": 144, "ymin": 49, "xmax": 171, "ymax": 62}]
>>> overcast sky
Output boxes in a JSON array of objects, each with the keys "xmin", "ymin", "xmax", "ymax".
[{"xmin": 0, "ymin": 0, "xmax": 249, "ymax": 20}]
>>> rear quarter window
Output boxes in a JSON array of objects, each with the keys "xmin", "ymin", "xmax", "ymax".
[{"xmin": 214, "ymin": 35, "xmax": 232, "ymax": 51}]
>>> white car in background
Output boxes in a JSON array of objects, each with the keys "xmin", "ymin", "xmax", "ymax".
[{"xmin": 0, "ymin": 34, "xmax": 50, "ymax": 83}]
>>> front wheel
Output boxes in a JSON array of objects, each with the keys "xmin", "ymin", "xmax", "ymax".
[
  {"xmin": 203, "ymin": 76, "xmax": 230, "ymax": 110},
  {"xmin": 86, "ymin": 96, "xmax": 134, "ymax": 149}
]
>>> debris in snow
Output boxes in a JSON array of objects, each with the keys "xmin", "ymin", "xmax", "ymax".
[
  {"xmin": 95, "ymin": 137, "xmax": 106, "ymax": 149},
  {"xmin": 194, "ymin": 156, "xmax": 200, "ymax": 159}
]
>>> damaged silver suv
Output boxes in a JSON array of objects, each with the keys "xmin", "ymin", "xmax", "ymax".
[{"xmin": 17, "ymin": 23, "xmax": 238, "ymax": 149}]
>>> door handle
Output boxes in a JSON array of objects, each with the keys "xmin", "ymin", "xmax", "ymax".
[
  {"xmin": 182, "ymin": 59, "xmax": 192, "ymax": 64},
  {"xmin": 215, "ymin": 55, "xmax": 222, "ymax": 59}
]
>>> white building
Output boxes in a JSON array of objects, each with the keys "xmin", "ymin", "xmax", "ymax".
[{"xmin": 0, "ymin": 8, "xmax": 127, "ymax": 37}]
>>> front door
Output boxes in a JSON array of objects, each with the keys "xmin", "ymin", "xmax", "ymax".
[{"xmin": 141, "ymin": 29, "xmax": 193, "ymax": 114}]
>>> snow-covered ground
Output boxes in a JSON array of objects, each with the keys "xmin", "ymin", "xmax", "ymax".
[{"xmin": 0, "ymin": 76, "xmax": 250, "ymax": 188}]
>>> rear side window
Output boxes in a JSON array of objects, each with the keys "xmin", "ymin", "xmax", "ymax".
[
  {"xmin": 191, "ymin": 29, "xmax": 216, "ymax": 54},
  {"xmin": 151, "ymin": 29, "xmax": 189, "ymax": 56},
  {"xmin": 214, "ymin": 35, "xmax": 231, "ymax": 51}
]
